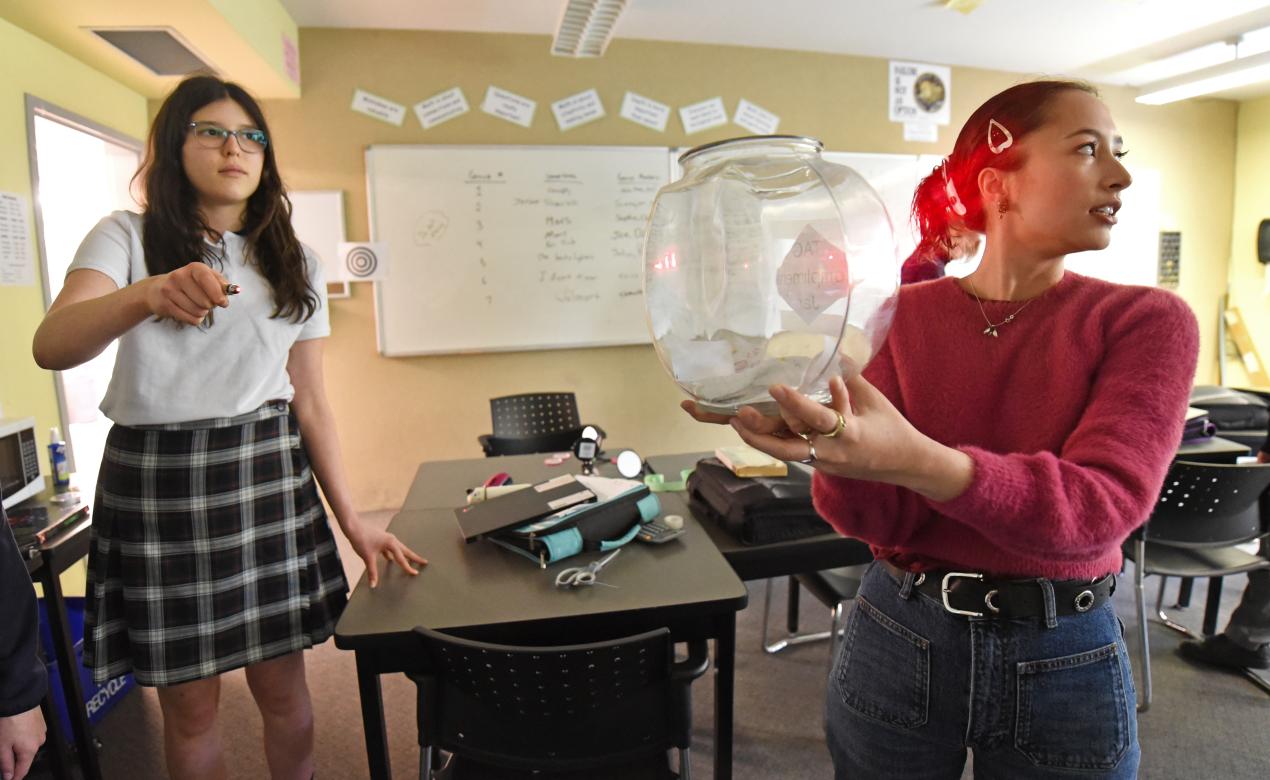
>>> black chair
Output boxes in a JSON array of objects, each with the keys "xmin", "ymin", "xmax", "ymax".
[
  {"xmin": 760, "ymin": 540, "xmax": 875, "ymax": 660},
  {"xmin": 478, "ymin": 392, "xmax": 585, "ymax": 457},
  {"xmin": 1122, "ymin": 460, "xmax": 1270, "ymax": 711},
  {"xmin": 408, "ymin": 626, "xmax": 710, "ymax": 780}
]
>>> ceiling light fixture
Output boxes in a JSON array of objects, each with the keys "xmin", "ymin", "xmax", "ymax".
[
  {"xmin": 1136, "ymin": 49, "xmax": 1270, "ymax": 104},
  {"xmin": 551, "ymin": 0, "xmax": 627, "ymax": 58},
  {"xmin": 1113, "ymin": 41, "xmax": 1237, "ymax": 86}
]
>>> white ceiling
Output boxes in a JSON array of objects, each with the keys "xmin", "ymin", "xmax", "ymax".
[{"xmin": 279, "ymin": 0, "xmax": 1270, "ymax": 99}]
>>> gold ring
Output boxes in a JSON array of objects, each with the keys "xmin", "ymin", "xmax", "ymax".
[{"xmin": 819, "ymin": 412, "xmax": 846, "ymax": 438}]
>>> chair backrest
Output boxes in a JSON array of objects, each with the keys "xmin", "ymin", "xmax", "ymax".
[
  {"xmin": 1144, "ymin": 460, "xmax": 1270, "ymax": 547},
  {"xmin": 490, "ymin": 392, "xmax": 581, "ymax": 439},
  {"xmin": 482, "ymin": 393, "xmax": 583, "ymax": 456},
  {"xmin": 412, "ymin": 626, "xmax": 679, "ymax": 773}
]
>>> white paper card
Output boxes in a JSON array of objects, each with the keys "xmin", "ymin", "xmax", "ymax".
[
  {"xmin": 551, "ymin": 89, "xmax": 605, "ymax": 131},
  {"xmin": 679, "ymin": 97, "xmax": 728, "ymax": 134},
  {"xmin": 482, "ymin": 86, "xmax": 536, "ymax": 127},
  {"xmin": 733, "ymin": 99, "xmax": 780, "ymax": 135},
  {"xmin": 0, "ymin": 192, "xmax": 34, "ymax": 286},
  {"xmin": 415, "ymin": 87, "xmax": 469, "ymax": 129},
  {"xmin": 889, "ymin": 61, "xmax": 952, "ymax": 126},
  {"xmin": 903, "ymin": 122, "xmax": 939, "ymax": 143},
  {"xmin": 336, "ymin": 242, "xmax": 391, "ymax": 282},
  {"xmin": 350, "ymin": 89, "xmax": 406, "ymax": 126},
  {"xmin": 289, "ymin": 191, "xmax": 346, "ymax": 289},
  {"xmin": 620, "ymin": 92, "xmax": 670, "ymax": 132}
]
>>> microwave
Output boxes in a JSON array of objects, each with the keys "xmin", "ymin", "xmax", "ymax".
[{"xmin": 0, "ymin": 417, "xmax": 46, "ymax": 511}]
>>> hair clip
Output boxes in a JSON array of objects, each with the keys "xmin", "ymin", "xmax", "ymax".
[
  {"xmin": 941, "ymin": 161, "xmax": 967, "ymax": 217},
  {"xmin": 988, "ymin": 118, "xmax": 1013, "ymax": 154}
]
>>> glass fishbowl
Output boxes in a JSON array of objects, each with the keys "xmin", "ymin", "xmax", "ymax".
[{"xmin": 643, "ymin": 136, "xmax": 899, "ymax": 415}]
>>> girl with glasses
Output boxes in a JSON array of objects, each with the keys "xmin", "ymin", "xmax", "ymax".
[
  {"xmin": 687, "ymin": 80, "xmax": 1199, "ymax": 778},
  {"xmin": 32, "ymin": 75, "xmax": 425, "ymax": 779}
]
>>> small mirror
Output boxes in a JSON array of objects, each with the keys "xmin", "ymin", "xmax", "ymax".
[
  {"xmin": 581, "ymin": 425, "xmax": 602, "ymax": 441},
  {"xmin": 615, "ymin": 449, "xmax": 644, "ymax": 479}
]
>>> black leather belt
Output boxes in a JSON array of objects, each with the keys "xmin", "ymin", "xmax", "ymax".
[{"xmin": 880, "ymin": 560, "xmax": 1116, "ymax": 619}]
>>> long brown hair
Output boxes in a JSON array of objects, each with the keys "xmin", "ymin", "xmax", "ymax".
[
  {"xmin": 902, "ymin": 79, "xmax": 1099, "ymax": 282},
  {"xmin": 135, "ymin": 75, "xmax": 317, "ymax": 323}
]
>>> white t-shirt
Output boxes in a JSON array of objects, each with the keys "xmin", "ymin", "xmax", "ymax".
[{"xmin": 68, "ymin": 210, "xmax": 330, "ymax": 426}]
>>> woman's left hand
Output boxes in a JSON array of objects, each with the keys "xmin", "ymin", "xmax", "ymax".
[
  {"xmin": 345, "ymin": 521, "xmax": 428, "ymax": 588},
  {"xmin": 731, "ymin": 373, "xmax": 928, "ymax": 484}
]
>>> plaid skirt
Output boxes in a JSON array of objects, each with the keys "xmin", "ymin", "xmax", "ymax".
[{"xmin": 84, "ymin": 401, "xmax": 349, "ymax": 686}]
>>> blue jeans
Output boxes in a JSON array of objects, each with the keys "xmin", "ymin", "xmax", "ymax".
[{"xmin": 826, "ymin": 563, "xmax": 1139, "ymax": 779}]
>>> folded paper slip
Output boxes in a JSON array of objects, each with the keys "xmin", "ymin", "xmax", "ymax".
[
  {"xmin": 714, "ymin": 444, "xmax": 788, "ymax": 477},
  {"xmin": 454, "ymin": 473, "xmax": 595, "ymax": 543}
]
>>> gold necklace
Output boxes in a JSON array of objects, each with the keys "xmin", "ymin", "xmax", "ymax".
[{"xmin": 966, "ymin": 277, "xmax": 1036, "ymax": 338}]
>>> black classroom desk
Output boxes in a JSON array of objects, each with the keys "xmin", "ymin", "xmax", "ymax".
[
  {"xmin": 336, "ymin": 457, "xmax": 749, "ymax": 780},
  {"xmin": 19, "ymin": 490, "xmax": 102, "ymax": 780},
  {"xmin": 1175, "ymin": 435, "xmax": 1254, "ymax": 464}
]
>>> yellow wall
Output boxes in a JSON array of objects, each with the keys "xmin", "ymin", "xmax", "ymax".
[
  {"xmin": 258, "ymin": 29, "xmax": 1239, "ymax": 511},
  {"xmin": 1226, "ymin": 95, "xmax": 1270, "ymax": 388},
  {"xmin": 0, "ymin": 17, "xmax": 148, "ymax": 595},
  {"xmin": 0, "ymin": 16, "xmax": 148, "ymax": 451}
]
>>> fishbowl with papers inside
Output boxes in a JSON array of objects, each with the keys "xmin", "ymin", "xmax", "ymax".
[{"xmin": 642, "ymin": 135, "xmax": 899, "ymax": 415}]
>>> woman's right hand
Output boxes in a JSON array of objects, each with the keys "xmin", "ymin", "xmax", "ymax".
[{"xmin": 143, "ymin": 262, "xmax": 231, "ymax": 326}]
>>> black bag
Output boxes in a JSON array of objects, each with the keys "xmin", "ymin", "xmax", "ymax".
[
  {"xmin": 686, "ymin": 458, "xmax": 832, "ymax": 545},
  {"xmin": 486, "ymin": 481, "xmax": 660, "ymax": 567}
]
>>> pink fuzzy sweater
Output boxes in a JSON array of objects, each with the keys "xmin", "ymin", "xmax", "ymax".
[{"xmin": 812, "ymin": 271, "xmax": 1199, "ymax": 579}]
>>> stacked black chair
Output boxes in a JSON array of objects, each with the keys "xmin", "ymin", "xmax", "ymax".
[
  {"xmin": 409, "ymin": 626, "xmax": 709, "ymax": 779},
  {"xmin": 1122, "ymin": 460, "xmax": 1270, "ymax": 710},
  {"xmin": 478, "ymin": 392, "xmax": 584, "ymax": 457}
]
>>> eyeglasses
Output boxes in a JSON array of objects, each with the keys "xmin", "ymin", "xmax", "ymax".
[{"xmin": 187, "ymin": 122, "xmax": 268, "ymax": 153}]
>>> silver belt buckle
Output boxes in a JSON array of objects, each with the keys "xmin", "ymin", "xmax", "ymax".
[{"xmin": 941, "ymin": 572, "xmax": 986, "ymax": 617}]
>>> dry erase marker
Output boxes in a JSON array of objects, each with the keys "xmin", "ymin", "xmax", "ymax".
[{"xmin": 225, "ymin": 283, "xmax": 241, "ymax": 295}]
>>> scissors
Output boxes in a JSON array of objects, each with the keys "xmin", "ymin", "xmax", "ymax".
[{"xmin": 555, "ymin": 549, "xmax": 622, "ymax": 588}]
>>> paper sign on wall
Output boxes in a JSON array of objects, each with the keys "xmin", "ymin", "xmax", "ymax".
[
  {"xmin": 0, "ymin": 192, "xmax": 34, "ymax": 287},
  {"xmin": 903, "ymin": 122, "xmax": 939, "ymax": 143},
  {"xmin": 889, "ymin": 61, "xmax": 951, "ymax": 126},
  {"xmin": 415, "ymin": 87, "xmax": 469, "ymax": 129},
  {"xmin": 336, "ymin": 242, "xmax": 391, "ymax": 282},
  {"xmin": 733, "ymin": 99, "xmax": 780, "ymax": 135},
  {"xmin": 552, "ymin": 89, "xmax": 605, "ymax": 131},
  {"xmin": 281, "ymin": 34, "xmax": 300, "ymax": 84},
  {"xmin": 620, "ymin": 92, "xmax": 670, "ymax": 132},
  {"xmin": 482, "ymin": 86, "xmax": 536, "ymax": 128},
  {"xmin": 679, "ymin": 97, "xmax": 728, "ymax": 134},
  {"xmin": 351, "ymin": 89, "xmax": 406, "ymax": 126}
]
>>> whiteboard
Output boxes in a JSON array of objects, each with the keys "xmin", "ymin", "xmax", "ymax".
[
  {"xmin": 367, "ymin": 145, "xmax": 671, "ymax": 355},
  {"xmin": 822, "ymin": 152, "xmax": 944, "ymax": 266},
  {"xmin": 289, "ymin": 190, "xmax": 349, "ymax": 298}
]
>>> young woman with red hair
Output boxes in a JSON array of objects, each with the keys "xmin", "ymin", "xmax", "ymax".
[{"xmin": 689, "ymin": 80, "xmax": 1198, "ymax": 778}]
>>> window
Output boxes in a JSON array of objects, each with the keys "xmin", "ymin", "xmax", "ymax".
[{"xmin": 26, "ymin": 96, "xmax": 142, "ymax": 489}]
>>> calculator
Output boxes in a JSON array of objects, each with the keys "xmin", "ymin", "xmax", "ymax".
[{"xmin": 636, "ymin": 514, "xmax": 686, "ymax": 544}]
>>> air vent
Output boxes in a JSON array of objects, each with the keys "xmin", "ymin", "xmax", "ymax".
[
  {"xmin": 551, "ymin": 0, "xmax": 627, "ymax": 58},
  {"xmin": 89, "ymin": 27, "xmax": 216, "ymax": 76}
]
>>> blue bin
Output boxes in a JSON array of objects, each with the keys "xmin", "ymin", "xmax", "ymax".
[{"xmin": 36, "ymin": 597, "xmax": 134, "ymax": 736}]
